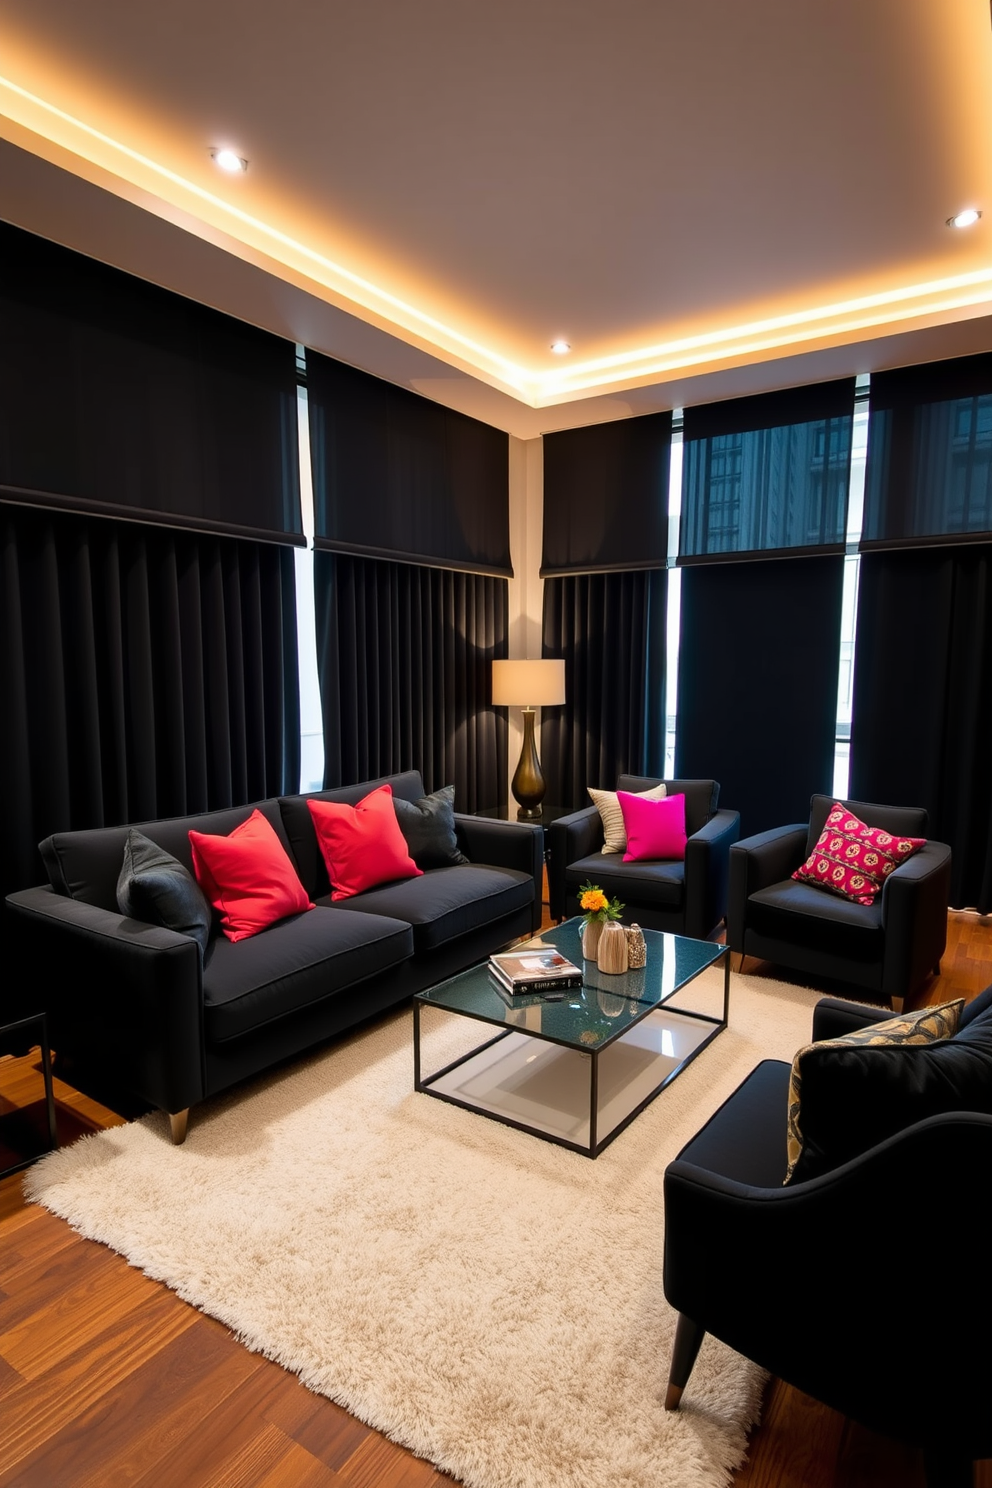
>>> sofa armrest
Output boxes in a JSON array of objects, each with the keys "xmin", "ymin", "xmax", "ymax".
[
  {"xmin": 683, "ymin": 809, "xmax": 740, "ymax": 940},
  {"xmin": 879, "ymin": 839, "xmax": 952, "ymax": 1002},
  {"xmin": 454, "ymin": 816, "xmax": 544, "ymax": 932},
  {"xmin": 727, "ymin": 825, "xmax": 808, "ymax": 952},
  {"xmin": 5, "ymin": 885, "xmax": 206, "ymax": 1115},
  {"xmin": 547, "ymin": 806, "xmax": 604, "ymax": 921},
  {"xmin": 811, "ymin": 996, "xmax": 897, "ymax": 1042}
]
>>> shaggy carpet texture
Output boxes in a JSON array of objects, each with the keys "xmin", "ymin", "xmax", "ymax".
[{"xmin": 27, "ymin": 969, "xmax": 824, "ymax": 1488}]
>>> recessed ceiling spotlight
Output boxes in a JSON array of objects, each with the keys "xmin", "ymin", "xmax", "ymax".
[
  {"xmin": 550, "ymin": 340, "xmax": 571, "ymax": 354},
  {"xmin": 947, "ymin": 208, "xmax": 981, "ymax": 229},
  {"xmin": 211, "ymin": 148, "xmax": 248, "ymax": 174}
]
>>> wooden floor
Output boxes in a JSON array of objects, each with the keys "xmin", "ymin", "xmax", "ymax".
[{"xmin": 2, "ymin": 906, "xmax": 990, "ymax": 1487}]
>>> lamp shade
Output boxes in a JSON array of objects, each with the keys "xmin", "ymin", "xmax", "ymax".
[{"xmin": 492, "ymin": 658, "xmax": 566, "ymax": 707}]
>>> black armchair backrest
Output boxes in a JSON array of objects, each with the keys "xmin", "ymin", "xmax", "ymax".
[
  {"xmin": 617, "ymin": 777, "xmax": 718, "ymax": 839},
  {"xmin": 805, "ymin": 794, "xmax": 929, "ymax": 859}
]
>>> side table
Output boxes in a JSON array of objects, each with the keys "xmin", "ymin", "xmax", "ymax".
[{"xmin": 0, "ymin": 1013, "xmax": 59, "ymax": 1179}]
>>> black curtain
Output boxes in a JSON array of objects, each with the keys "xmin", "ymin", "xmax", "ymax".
[
  {"xmin": 540, "ymin": 570, "xmax": 666, "ymax": 812},
  {"xmin": 306, "ymin": 349, "xmax": 510, "ymax": 575},
  {"xmin": 314, "ymin": 552, "xmax": 507, "ymax": 813},
  {"xmin": 541, "ymin": 413, "xmax": 671, "ymax": 576},
  {"xmin": 849, "ymin": 546, "xmax": 992, "ymax": 912},
  {"xmin": 862, "ymin": 355, "xmax": 992, "ymax": 550},
  {"xmin": 675, "ymin": 556, "xmax": 844, "ymax": 836},
  {"xmin": 680, "ymin": 380, "xmax": 854, "ymax": 562},
  {"xmin": 0, "ymin": 221, "xmax": 302, "ymax": 544},
  {"xmin": 0, "ymin": 503, "xmax": 300, "ymax": 900}
]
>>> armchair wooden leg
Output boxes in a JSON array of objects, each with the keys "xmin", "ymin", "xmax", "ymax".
[
  {"xmin": 665, "ymin": 1312, "xmax": 706, "ymax": 1410},
  {"xmin": 933, "ymin": 960, "xmax": 942, "ymax": 977},
  {"xmin": 168, "ymin": 1109, "xmax": 189, "ymax": 1145}
]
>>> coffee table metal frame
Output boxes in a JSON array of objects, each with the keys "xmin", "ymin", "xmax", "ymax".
[{"xmin": 414, "ymin": 921, "xmax": 730, "ymax": 1158}]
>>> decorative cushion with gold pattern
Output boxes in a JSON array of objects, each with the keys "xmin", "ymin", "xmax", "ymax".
[{"xmin": 785, "ymin": 1000, "xmax": 965, "ymax": 1184}]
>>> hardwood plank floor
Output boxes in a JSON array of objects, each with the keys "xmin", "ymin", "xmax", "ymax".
[{"xmin": 1, "ymin": 905, "xmax": 989, "ymax": 1487}]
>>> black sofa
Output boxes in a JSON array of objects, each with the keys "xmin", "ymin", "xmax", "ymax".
[
  {"xmin": 4, "ymin": 771, "xmax": 543, "ymax": 1142},
  {"xmin": 547, "ymin": 777, "xmax": 739, "ymax": 938}
]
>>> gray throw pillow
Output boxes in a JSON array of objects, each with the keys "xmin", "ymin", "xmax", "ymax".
[
  {"xmin": 117, "ymin": 828, "xmax": 212, "ymax": 958},
  {"xmin": 392, "ymin": 785, "xmax": 469, "ymax": 869}
]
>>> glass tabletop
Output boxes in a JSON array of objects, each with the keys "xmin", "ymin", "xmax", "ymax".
[{"xmin": 416, "ymin": 919, "xmax": 726, "ymax": 1052}]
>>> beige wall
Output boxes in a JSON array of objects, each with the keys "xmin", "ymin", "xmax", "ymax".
[{"xmin": 504, "ymin": 435, "xmax": 545, "ymax": 808}]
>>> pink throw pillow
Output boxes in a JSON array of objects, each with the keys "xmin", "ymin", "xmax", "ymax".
[
  {"xmin": 618, "ymin": 791, "xmax": 687, "ymax": 862},
  {"xmin": 792, "ymin": 802, "xmax": 926, "ymax": 905},
  {"xmin": 189, "ymin": 809, "xmax": 313, "ymax": 943},
  {"xmin": 308, "ymin": 784, "xmax": 423, "ymax": 901}
]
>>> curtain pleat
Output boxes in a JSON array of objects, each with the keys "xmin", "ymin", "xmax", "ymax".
[
  {"xmin": 0, "ymin": 503, "xmax": 300, "ymax": 900},
  {"xmin": 850, "ymin": 546, "xmax": 992, "ymax": 912},
  {"xmin": 314, "ymin": 552, "xmax": 508, "ymax": 813},
  {"xmin": 540, "ymin": 570, "xmax": 667, "ymax": 812}
]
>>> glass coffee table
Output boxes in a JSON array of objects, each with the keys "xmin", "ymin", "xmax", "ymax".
[{"xmin": 414, "ymin": 920, "xmax": 730, "ymax": 1158}]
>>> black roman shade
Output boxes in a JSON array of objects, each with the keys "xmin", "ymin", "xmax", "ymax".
[
  {"xmin": 0, "ymin": 220, "xmax": 303, "ymax": 544},
  {"xmin": 861, "ymin": 355, "xmax": 992, "ymax": 550},
  {"xmin": 306, "ymin": 350, "xmax": 511, "ymax": 576},
  {"xmin": 541, "ymin": 413, "xmax": 671, "ymax": 576},
  {"xmin": 680, "ymin": 381, "xmax": 855, "ymax": 563},
  {"xmin": 675, "ymin": 555, "xmax": 844, "ymax": 836}
]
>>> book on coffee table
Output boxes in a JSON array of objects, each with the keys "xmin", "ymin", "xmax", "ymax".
[{"xmin": 488, "ymin": 946, "xmax": 583, "ymax": 995}]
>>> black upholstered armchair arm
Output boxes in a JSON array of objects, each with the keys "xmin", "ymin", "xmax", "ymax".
[
  {"xmin": 727, "ymin": 824, "xmax": 807, "ymax": 951},
  {"xmin": 5, "ymin": 885, "xmax": 206, "ymax": 1115},
  {"xmin": 879, "ymin": 840, "xmax": 952, "ymax": 1003},
  {"xmin": 454, "ymin": 816, "xmax": 544, "ymax": 931},
  {"xmin": 683, "ymin": 809, "xmax": 740, "ymax": 940},
  {"xmin": 547, "ymin": 806, "xmax": 603, "ymax": 921},
  {"xmin": 811, "ymin": 996, "xmax": 898, "ymax": 1042}
]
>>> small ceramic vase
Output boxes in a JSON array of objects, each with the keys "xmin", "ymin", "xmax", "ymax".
[
  {"xmin": 582, "ymin": 919, "xmax": 603, "ymax": 960},
  {"xmin": 625, "ymin": 924, "xmax": 647, "ymax": 969},
  {"xmin": 597, "ymin": 919, "xmax": 629, "ymax": 974}
]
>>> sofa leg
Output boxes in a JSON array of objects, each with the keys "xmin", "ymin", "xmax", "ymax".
[
  {"xmin": 665, "ymin": 1313, "xmax": 706, "ymax": 1410},
  {"xmin": 169, "ymin": 1109, "xmax": 190, "ymax": 1145},
  {"xmin": 933, "ymin": 960, "xmax": 942, "ymax": 977},
  {"xmin": 890, "ymin": 996, "xmax": 904, "ymax": 1014}
]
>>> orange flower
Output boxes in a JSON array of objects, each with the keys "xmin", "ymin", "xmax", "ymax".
[{"xmin": 580, "ymin": 888, "xmax": 609, "ymax": 913}]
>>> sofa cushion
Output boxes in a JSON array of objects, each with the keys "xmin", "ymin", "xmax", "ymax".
[
  {"xmin": 322, "ymin": 865, "xmax": 534, "ymax": 952},
  {"xmin": 784, "ymin": 999, "xmax": 992, "ymax": 1185},
  {"xmin": 189, "ymin": 810, "xmax": 314, "ymax": 942},
  {"xmin": 588, "ymin": 781, "xmax": 666, "ymax": 854},
  {"xmin": 116, "ymin": 828, "xmax": 212, "ymax": 959},
  {"xmin": 202, "ymin": 906, "xmax": 413, "ymax": 1043},
  {"xmin": 564, "ymin": 853, "xmax": 684, "ymax": 910},
  {"xmin": 279, "ymin": 772, "xmax": 427, "ymax": 899},
  {"xmin": 793, "ymin": 802, "xmax": 926, "ymax": 906},
  {"xmin": 746, "ymin": 878, "xmax": 883, "ymax": 961},
  {"xmin": 619, "ymin": 791, "xmax": 687, "ymax": 862},
  {"xmin": 805, "ymin": 794, "xmax": 929, "ymax": 860},
  {"xmin": 308, "ymin": 786, "xmax": 422, "ymax": 900},
  {"xmin": 393, "ymin": 785, "xmax": 469, "ymax": 868},
  {"xmin": 617, "ymin": 776, "xmax": 717, "ymax": 838}
]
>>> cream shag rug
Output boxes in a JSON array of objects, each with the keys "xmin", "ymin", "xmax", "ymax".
[{"xmin": 27, "ymin": 969, "xmax": 822, "ymax": 1488}]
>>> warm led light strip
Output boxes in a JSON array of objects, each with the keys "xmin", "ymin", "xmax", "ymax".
[{"xmin": 4, "ymin": 68, "xmax": 992, "ymax": 407}]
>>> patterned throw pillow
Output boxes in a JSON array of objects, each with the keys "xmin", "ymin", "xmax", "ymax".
[
  {"xmin": 785, "ymin": 999, "xmax": 964, "ymax": 1183},
  {"xmin": 588, "ymin": 782, "xmax": 666, "ymax": 854},
  {"xmin": 792, "ymin": 802, "xmax": 926, "ymax": 905}
]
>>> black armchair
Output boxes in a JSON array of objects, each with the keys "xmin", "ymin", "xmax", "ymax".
[
  {"xmin": 547, "ymin": 777, "xmax": 739, "ymax": 939},
  {"xmin": 663, "ymin": 990, "xmax": 992, "ymax": 1488},
  {"xmin": 728, "ymin": 794, "xmax": 951, "ymax": 1008}
]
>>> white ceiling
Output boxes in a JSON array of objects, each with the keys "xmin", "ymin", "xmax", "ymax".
[{"xmin": 2, "ymin": 0, "xmax": 992, "ymax": 436}]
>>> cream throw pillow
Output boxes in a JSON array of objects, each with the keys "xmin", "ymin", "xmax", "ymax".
[{"xmin": 588, "ymin": 782, "xmax": 667, "ymax": 854}]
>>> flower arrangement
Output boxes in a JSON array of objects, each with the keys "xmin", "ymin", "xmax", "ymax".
[{"xmin": 578, "ymin": 881, "xmax": 624, "ymax": 925}]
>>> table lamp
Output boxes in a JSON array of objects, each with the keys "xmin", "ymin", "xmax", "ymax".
[{"xmin": 492, "ymin": 658, "xmax": 566, "ymax": 820}]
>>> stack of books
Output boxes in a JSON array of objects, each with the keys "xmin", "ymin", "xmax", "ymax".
[{"xmin": 488, "ymin": 945, "xmax": 583, "ymax": 997}]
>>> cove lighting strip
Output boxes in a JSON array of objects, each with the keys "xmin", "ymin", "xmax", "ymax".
[{"xmin": 4, "ymin": 69, "xmax": 992, "ymax": 407}]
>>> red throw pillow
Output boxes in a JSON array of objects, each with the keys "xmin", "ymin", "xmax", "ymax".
[
  {"xmin": 618, "ymin": 790, "xmax": 687, "ymax": 862},
  {"xmin": 308, "ymin": 784, "xmax": 423, "ymax": 901},
  {"xmin": 189, "ymin": 809, "xmax": 313, "ymax": 942},
  {"xmin": 792, "ymin": 802, "xmax": 926, "ymax": 906}
]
